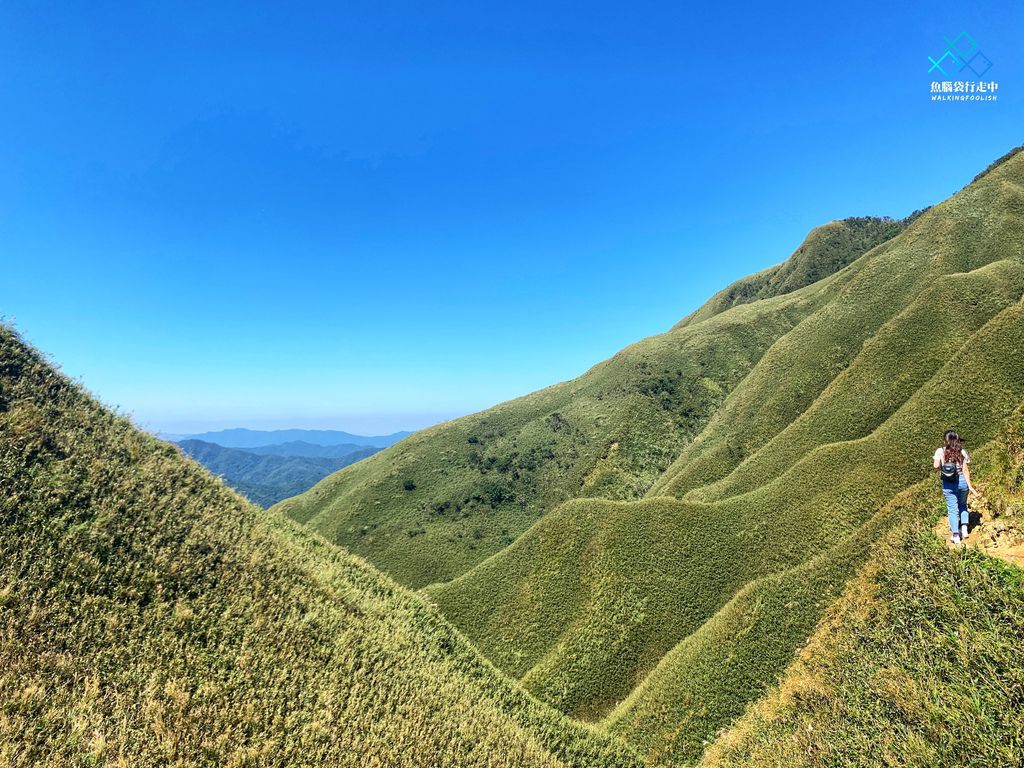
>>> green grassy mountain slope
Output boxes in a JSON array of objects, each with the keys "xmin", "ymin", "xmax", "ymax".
[
  {"xmin": 5, "ymin": 148, "xmax": 1023, "ymax": 768},
  {"xmin": 701, "ymin": 412, "xmax": 1024, "ymax": 768},
  {"xmin": 0, "ymin": 325, "xmax": 641, "ymax": 768},
  {"xmin": 660, "ymin": 257, "xmax": 1024, "ymax": 504},
  {"xmin": 423, "ymin": 147, "xmax": 1024, "ymax": 762},
  {"xmin": 425, "ymin": 272, "xmax": 1024, "ymax": 738},
  {"xmin": 273, "ymin": 215, "xmax": 902, "ymax": 588},
  {"xmin": 651, "ymin": 157, "xmax": 1024, "ymax": 500},
  {"xmin": 702, "ymin": 525, "xmax": 1024, "ymax": 768},
  {"xmin": 677, "ymin": 215, "xmax": 912, "ymax": 327},
  {"xmin": 177, "ymin": 438, "xmax": 377, "ymax": 507}
]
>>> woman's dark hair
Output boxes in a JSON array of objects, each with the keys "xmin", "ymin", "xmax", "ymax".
[{"xmin": 943, "ymin": 429, "xmax": 964, "ymax": 464}]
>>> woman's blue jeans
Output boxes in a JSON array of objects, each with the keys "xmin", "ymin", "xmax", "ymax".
[{"xmin": 942, "ymin": 475, "xmax": 969, "ymax": 533}]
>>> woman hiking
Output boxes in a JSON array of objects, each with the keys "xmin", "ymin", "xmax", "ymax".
[{"xmin": 933, "ymin": 429, "xmax": 977, "ymax": 545}]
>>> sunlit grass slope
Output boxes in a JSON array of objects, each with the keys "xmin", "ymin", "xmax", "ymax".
[
  {"xmin": 0, "ymin": 325, "xmax": 641, "ymax": 768},
  {"xmin": 652, "ymin": 148, "xmax": 1024, "ymax": 500},
  {"xmin": 426, "ymin": 147, "xmax": 1024, "ymax": 760},
  {"xmin": 678, "ymin": 216, "xmax": 911, "ymax": 326},
  {"xmin": 964, "ymin": 403, "xmax": 1024, "ymax": 568},
  {"xmin": 274, "ymin": 216, "xmax": 903, "ymax": 588},
  {"xmin": 674, "ymin": 257, "xmax": 1024, "ymax": 504},
  {"xmin": 600, "ymin": 482, "xmax": 935, "ymax": 766},
  {"xmin": 428, "ymin": 488, "xmax": 893, "ymax": 727},
  {"xmin": 427, "ymin": 286, "xmax": 1024, "ymax": 733},
  {"xmin": 701, "ymin": 412, "xmax": 1024, "ymax": 768}
]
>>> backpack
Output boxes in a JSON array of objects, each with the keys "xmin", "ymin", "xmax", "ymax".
[{"xmin": 940, "ymin": 461, "xmax": 959, "ymax": 482}]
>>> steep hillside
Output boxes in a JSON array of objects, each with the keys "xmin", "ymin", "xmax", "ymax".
[
  {"xmin": 946, "ymin": 397, "xmax": 1024, "ymax": 569},
  {"xmin": 176, "ymin": 438, "xmax": 377, "ymax": 507},
  {"xmin": 422, "ymin": 146, "xmax": 1024, "ymax": 763},
  {"xmin": 0, "ymin": 325, "xmax": 640, "ymax": 767},
  {"xmin": 702, "ymin": 526, "xmax": 1024, "ymax": 768},
  {"xmin": 273, "ymin": 215, "xmax": 904, "ymax": 588},
  {"xmin": 677, "ymin": 215, "xmax": 912, "ymax": 326},
  {"xmin": 701, "ymin": 412, "xmax": 1024, "ymax": 768}
]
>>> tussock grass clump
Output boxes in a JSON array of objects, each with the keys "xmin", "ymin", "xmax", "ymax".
[{"xmin": 0, "ymin": 326, "xmax": 642, "ymax": 767}]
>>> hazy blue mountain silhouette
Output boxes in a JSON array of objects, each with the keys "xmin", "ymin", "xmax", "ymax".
[{"xmin": 174, "ymin": 428, "xmax": 410, "ymax": 449}]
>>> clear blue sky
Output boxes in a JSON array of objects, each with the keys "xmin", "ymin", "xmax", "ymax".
[{"xmin": 2, "ymin": 1, "xmax": 1021, "ymax": 435}]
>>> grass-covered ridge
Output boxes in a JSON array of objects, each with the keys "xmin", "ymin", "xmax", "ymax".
[
  {"xmin": 273, "ymin": 216, "xmax": 903, "ymax": 588},
  {"xmin": 0, "ymin": 325, "xmax": 641, "ymax": 767},
  {"xmin": 702, "ymin": 525, "xmax": 1024, "ymax": 768},
  {"xmin": 677, "ymin": 215, "xmax": 912, "ymax": 326}
]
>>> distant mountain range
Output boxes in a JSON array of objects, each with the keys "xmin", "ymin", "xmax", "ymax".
[
  {"xmin": 166, "ymin": 428, "xmax": 410, "ymax": 449},
  {"xmin": 166, "ymin": 429, "xmax": 409, "ymax": 507},
  {"xmin": 242, "ymin": 440, "xmax": 374, "ymax": 458},
  {"xmin": 176, "ymin": 439, "xmax": 379, "ymax": 507}
]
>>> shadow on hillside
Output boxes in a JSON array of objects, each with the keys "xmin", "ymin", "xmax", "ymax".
[{"xmin": 968, "ymin": 507, "xmax": 984, "ymax": 532}]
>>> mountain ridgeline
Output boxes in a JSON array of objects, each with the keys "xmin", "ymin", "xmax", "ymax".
[
  {"xmin": 676, "ymin": 214, "xmax": 916, "ymax": 326},
  {"xmin": 274, "ymin": 146, "xmax": 1024, "ymax": 764},
  {"xmin": 4, "ymin": 145, "xmax": 1024, "ymax": 767}
]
